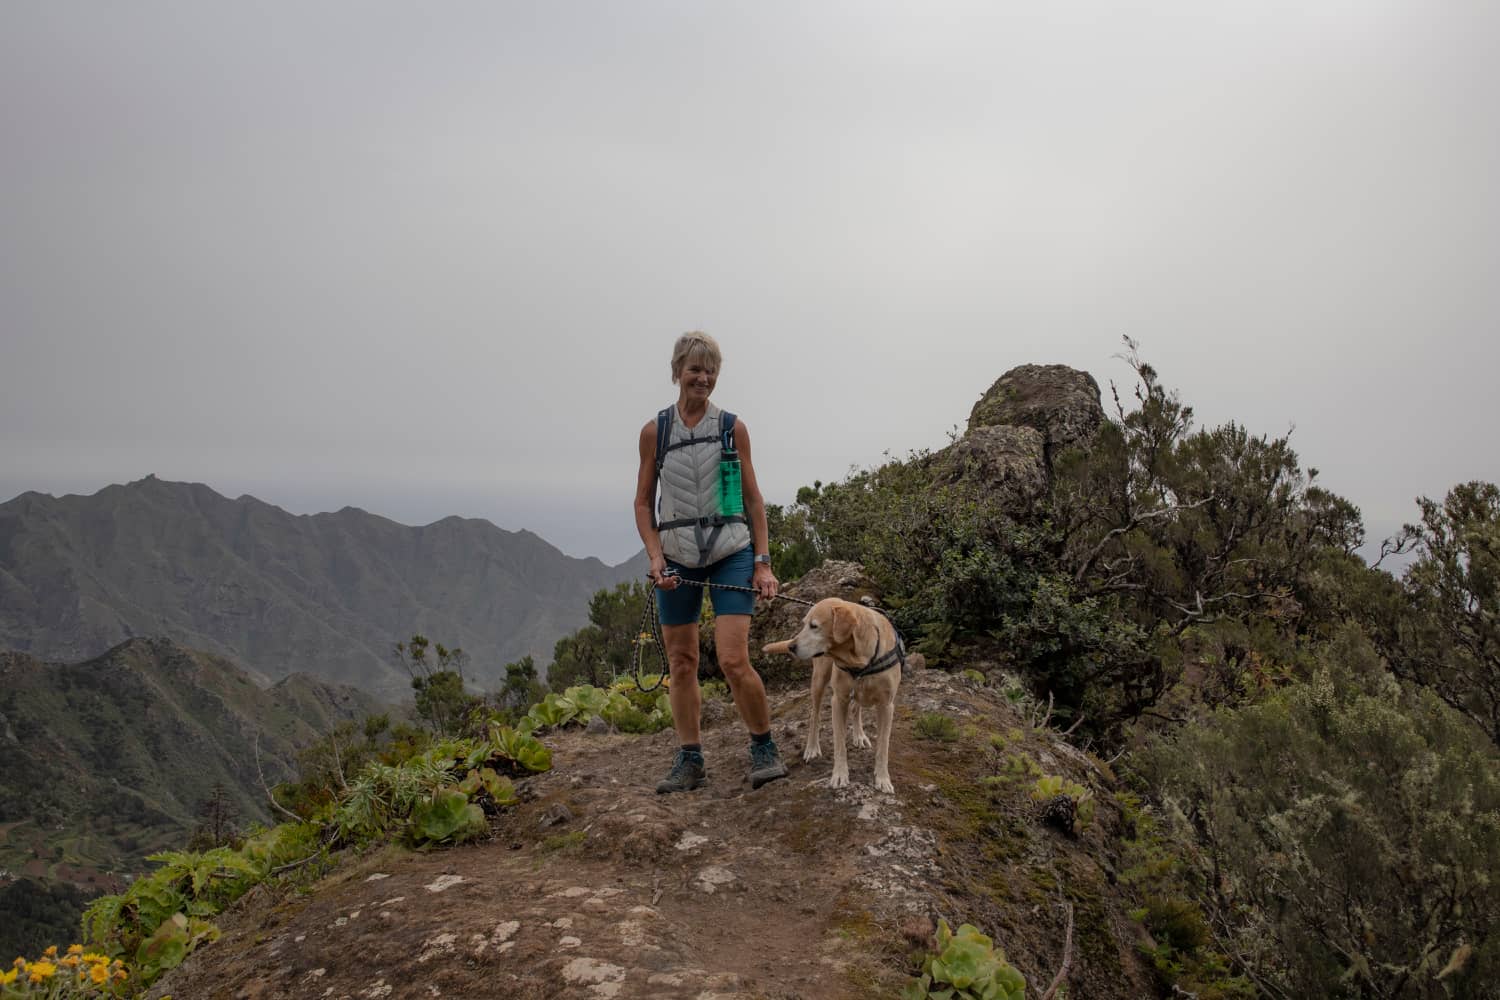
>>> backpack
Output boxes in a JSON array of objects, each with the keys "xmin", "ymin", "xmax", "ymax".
[{"xmin": 652, "ymin": 407, "xmax": 744, "ymax": 533}]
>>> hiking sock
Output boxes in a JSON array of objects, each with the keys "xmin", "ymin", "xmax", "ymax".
[{"xmin": 749, "ymin": 731, "xmax": 772, "ymax": 746}]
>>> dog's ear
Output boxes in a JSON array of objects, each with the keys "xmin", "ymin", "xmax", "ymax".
[
  {"xmin": 852, "ymin": 612, "xmax": 882, "ymax": 661},
  {"xmin": 831, "ymin": 603, "xmax": 856, "ymax": 646}
]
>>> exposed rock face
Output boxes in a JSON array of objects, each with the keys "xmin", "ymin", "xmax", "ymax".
[
  {"xmin": 967, "ymin": 364, "xmax": 1105, "ymax": 464},
  {"xmin": 749, "ymin": 560, "xmax": 880, "ymax": 687},
  {"xmin": 925, "ymin": 424, "xmax": 1049, "ymax": 510}
]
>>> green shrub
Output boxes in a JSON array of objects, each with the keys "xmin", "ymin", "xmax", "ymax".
[
  {"xmin": 1137, "ymin": 627, "xmax": 1500, "ymax": 997},
  {"xmin": 900, "ymin": 919, "xmax": 1026, "ymax": 1000},
  {"xmin": 1029, "ymin": 775, "xmax": 1096, "ymax": 829},
  {"xmin": 915, "ymin": 713, "xmax": 960, "ymax": 742},
  {"xmin": 521, "ymin": 681, "xmax": 673, "ymax": 735}
]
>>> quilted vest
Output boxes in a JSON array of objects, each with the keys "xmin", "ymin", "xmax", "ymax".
[{"xmin": 655, "ymin": 402, "xmax": 751, "ymax": 567}]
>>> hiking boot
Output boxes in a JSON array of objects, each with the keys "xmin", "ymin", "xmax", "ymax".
[
  {"xmin": 749, "ymin": 738, "xmax": 789, "ymax": 789},
  {"xmin": 655, "ymin": 749, "xmax": 707, "ymax": 794}
]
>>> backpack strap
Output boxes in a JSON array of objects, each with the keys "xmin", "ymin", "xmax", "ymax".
[
  {"xmin": 653, "ymin": 407, "xmax": 674, "ymax": 478},
  {"xmin": 720, "ymin": 411, "xmax": 737, "ymax": 456}
]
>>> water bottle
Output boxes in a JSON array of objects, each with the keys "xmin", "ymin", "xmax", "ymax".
[{"xmin": 719, "ymin": 456, "xmax": 744, "ymax": 517}]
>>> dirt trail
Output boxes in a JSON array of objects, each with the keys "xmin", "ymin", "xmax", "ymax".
[{"xmin": 150, "ymin": 669, "xmax": 1146, "ymax": 1000}]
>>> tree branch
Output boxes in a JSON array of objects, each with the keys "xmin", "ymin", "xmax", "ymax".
[
  {"xmin": 254, "ymin": 732, "xmax": 305, "ymax": 824},
  {"xmin": 1039, "ymin": 901, "xmax": 1074, "ymax": 1000}
]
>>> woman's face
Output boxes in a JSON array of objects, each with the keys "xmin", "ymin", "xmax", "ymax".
[{"xmin": 679, "ymin": 356, "xmax": 718, "ymax": 402}]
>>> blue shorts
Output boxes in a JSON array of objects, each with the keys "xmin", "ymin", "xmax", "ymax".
[{"xmin": 656, "ymin": 545, "xmax": 755, "ymax": 625}]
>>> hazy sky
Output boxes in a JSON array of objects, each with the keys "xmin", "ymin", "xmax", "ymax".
[{"xmin": 3, "ymin": 2, "xmax": 1496, "ymax": 564}]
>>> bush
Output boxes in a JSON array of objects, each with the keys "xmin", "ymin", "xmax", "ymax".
[
  {"xmin": 1138, "ymin": 627, "xmax": 1500, "ymax": 998},
  {"xmin": 914, "ymin": 713, "xmax": 960, "ymax": 742}
]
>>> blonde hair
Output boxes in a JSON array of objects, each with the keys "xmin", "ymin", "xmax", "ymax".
[{"xmin": 670, "ymin": 331, "xmax": 722, "ymax": 384}]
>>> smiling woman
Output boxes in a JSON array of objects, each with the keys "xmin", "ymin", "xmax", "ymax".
[{"xmin": 632, "ymin": 332, "xmax": 788, "ymax": 794}]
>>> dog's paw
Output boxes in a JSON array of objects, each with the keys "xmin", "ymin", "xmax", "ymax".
[
  {"xmin": 829, "ymin": 769, "xmax": 850, "ymax": 789},
  {"xmin": 849, "ymin": 728, "xmax": 872, "ymax": 750},
  {"xmin": 875, "ymin": 775, "xmax": 895, "ymax": 794},
  {"xmin": 802, "ymin": 743, "xmax": 822, "ymax": 762}
]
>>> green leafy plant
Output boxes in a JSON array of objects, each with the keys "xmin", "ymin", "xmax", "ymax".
[
  {"xmin": 133, "ymin": 912, "xmax": 218, "ymax": 983},
  {"xmin": 409, "ymin": 789, "xmax": 487, "ymax": 847},
  {"xmin": 456, "ymin": 766, "xmax": 517, "ymax": 808},
  {"xmin": 900, "ymin": 919, "xmax": 1027, "ymax": 1000},
  {"xmin": 525, "ymin": 691, "xmax": 579, "ymax": 729},
  {"xmin": 488, "ymin": 723, "xmax": 553, "ymax": 773},
  {"xmin": 1029, "ymin": 775, "xmax": 1096, "ymax": 828}
]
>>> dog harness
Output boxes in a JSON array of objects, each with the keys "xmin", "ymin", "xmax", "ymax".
[
  {"xmin": 654, "ymin": 403, "xmax": 750, "ymax": 567},
  {"xmin": 837, "ymin": 632, "xmax": 908, "ymax": 679}
]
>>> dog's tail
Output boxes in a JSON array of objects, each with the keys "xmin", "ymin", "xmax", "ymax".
[{"xmin": 761, "ymin": 639, "xmax": 793, "ymax": 656}]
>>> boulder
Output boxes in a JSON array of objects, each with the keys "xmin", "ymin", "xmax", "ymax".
[
  {"xmin": 924, "ymin": 424, "xmax": 1048, "ymax": 511},
  {"xmin": 967, "ymin": 364, "xmax": 1104, "ymax": 462},
  {"xmin": 749, "ymin": 560, "xmax": 880, "ymax": 688}
]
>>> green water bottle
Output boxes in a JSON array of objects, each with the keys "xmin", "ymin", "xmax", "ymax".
[{"xmin": 719, "ymin": 456, "xmax": 744, "ymax": 517}]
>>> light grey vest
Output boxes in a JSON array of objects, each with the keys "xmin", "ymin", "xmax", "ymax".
[{"xmin": 656, "ymin": 402, "xmax": 752, "ymax": 567}]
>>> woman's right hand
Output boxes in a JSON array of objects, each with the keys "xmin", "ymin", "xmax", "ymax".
[{"xmin": 649, "ymin": 556, "xmax": 679, "ymax": 589}]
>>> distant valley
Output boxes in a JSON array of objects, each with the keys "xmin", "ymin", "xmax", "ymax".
[{"xmin": 0, "ymin": 637, "xmax": 383, "ymax": 889}]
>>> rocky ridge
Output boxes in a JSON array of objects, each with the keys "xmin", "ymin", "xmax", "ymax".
[{"xmin": 148, "ymin": 665, "xmax": 1155, "ymax": 1000}]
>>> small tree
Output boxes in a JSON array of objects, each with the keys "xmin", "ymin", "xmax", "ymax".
[
  {"xmin": 395, "ymin": 634, "xmax": 480, "ymax": 734},
  {"xmin": 546, "ymin": 582, "xmax": 652, "ymax": 692},
  {"xmin": 188, "ymin": 782, "xmax": 239, "ymax": 850},
  {"xmin": 496, "ymin": 655, "xmax": 546, "ymax": 719}
]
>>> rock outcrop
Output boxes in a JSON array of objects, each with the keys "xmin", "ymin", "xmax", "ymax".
[
  {"xmin": 924, "ymin": 423, "xmax": 1049, "ymax": 510},
  {"xmin": 749, "ymin": 560, "xmax": 881, "ymax": 686},
  {"xmin": 913, "ymin": 364, "xmax": 1105, "ymax": 517},
  {"xmin": 967, "ymin": 364, "xmax": 1105, "ymax": 471}
]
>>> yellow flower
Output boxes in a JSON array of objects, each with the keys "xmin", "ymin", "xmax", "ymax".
[
  {"xmin": 43, "ymin": 945, "xmax": 58, "ymax": 957},
  {"xmin": 28, "ymin": 960, "xmax": 58, "ymax": 982},
  {"xmin": 67, "ymin": 944, "xmax": 84, "ymax": 955},
  {"xmin": 0, "ymin": 968, "xmax": 16, "ymax": 984},
  {"xmin": 10, "ymin": 957, "xmax": 23, "ymax": 968},
  {"xmin": 91, "ymin": 962, "xmax": 110, "ymax": 985},
  {"xmin": 115, "ymin": 968, "xmax": 129, "ymax": 981},
  {"xmin": 62, "ymin": 954, "xmax": 81, "ymax": 967},
  {"xmin": 83, "ymin": 952, "xmax": 110, "ymax": 964}
]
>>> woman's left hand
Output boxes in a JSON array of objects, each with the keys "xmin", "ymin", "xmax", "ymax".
[{"xmin": 752, "ymin": 563, "xmax": 779, "ymax": 601}]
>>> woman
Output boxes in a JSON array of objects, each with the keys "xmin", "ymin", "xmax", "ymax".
[{"xmin": 633, "ymin": 332, "xmax": 786, "ymax": 793}]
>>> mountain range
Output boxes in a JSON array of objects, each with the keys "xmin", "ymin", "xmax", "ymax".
[{"xmin": 0, "ymin": 476, "xmax": 646, "ymax": 698}]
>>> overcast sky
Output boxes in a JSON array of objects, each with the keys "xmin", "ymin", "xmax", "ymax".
[{"xmin": 2, "ymin": 2, "xmax": 1496, "ymax": 565}]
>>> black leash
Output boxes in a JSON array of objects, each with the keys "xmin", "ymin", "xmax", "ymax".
[
  {"xmin": 630, "ymin": 574, "xmax": 903, "ymax": 692},
  {"xmin": 631, "ymin": 576, "xmax": 816, "ymax": 692}
]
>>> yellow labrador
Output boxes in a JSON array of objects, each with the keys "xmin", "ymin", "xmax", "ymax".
[{"xmin": 763, "ymin": 597, "xmax": 904, "ymax": 793}]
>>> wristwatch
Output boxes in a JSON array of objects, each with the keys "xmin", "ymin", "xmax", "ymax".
[{"xmin": 753, "ymin": 553, "xmax": 772, "ymax": 566}]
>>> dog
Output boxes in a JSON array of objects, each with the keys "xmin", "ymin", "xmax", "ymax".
[{"xmin": 762, "ymin": 597, "xmax": 904, "ymax": 793}]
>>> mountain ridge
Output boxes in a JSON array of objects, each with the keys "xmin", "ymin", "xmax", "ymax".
[{"xmin": 0, "ymin": 476, "xmax": 647, "ymax": 698}]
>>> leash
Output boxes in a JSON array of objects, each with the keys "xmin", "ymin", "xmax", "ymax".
[
  {"xmin": 631, "ymin": 575, "xmax": 816, "ymax": 692},
  {"xmin": 630, "ymin": 573, "xmax": 902, "ymax": 692}
]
